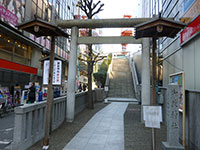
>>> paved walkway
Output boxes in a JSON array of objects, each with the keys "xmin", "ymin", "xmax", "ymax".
[{"xmin": 63, "ymin": 102, "xmax": 128, "ymax": 150}]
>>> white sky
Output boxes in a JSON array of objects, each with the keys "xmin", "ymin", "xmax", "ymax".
[{"xmin": 96, "ymin": 0, "xmax": 143, "ymax": 54}]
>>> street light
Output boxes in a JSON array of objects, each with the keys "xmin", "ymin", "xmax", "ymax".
[
  {"xmin": 17, "ymin": 17, "xmax": 69, "ymax": 149},
  {"xmin": 135, "ymin": 15, "xmax": 185, "ymax": 150}
]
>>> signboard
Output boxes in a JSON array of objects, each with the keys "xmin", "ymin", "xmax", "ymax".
[
  {"xmin": 0, "ymin": 0, "xmax": 25, "ymax": 25},
  {"xmin": 104, "ymin": 86, "xmax": 108, "ymax": 92},
  {"xmin": 180, "ymin": 0, "xmax": 200, "ymax": 24},
  {"xmin": 0, "ymin": 5, "xmax": 18, "ymax": 25},
  {"xmin": 184, "ymin": 0, "xmax": 195, "ymax": 12},
  {"xmin": 143, "ymin": 106, "xmax": 162, "ymax": 129},
  {"xmin": 43, "ymin": 60, "xmax": 62, "ymax": 85},
  {"xmin": 169, "ymin": 72, "xmax": 185, "ymax": 112},
  {"xmin": 180, "ymin": 14, "xmax": 200, "ymax": 45},
  {"xmin": 0, "ymin": 58, "xmax": 37, "ymax": 75}
]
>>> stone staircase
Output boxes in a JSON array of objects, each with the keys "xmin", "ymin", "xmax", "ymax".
[{"xmin": 108, "ymin": 58, "xmax": 136, "ymax": 99}]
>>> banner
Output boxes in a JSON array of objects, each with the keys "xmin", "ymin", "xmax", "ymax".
[
  {"xmin": 0, "ymin": 0, "xmax": 26, "ymax": 25},
  {"xmin": 43, "ymin": 60, "xmax": 62, "ymax": 85}
]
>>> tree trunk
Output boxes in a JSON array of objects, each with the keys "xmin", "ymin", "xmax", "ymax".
[{"xmin": 87, "ymin": 29, "xmax": 94, "ymax": 109}]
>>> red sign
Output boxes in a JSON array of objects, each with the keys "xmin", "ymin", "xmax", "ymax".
[
  {"xmin": 180, "ymin": 14, "xmax": 200, "ymax": 44},
  {"xmin": 0, "ymin": 59, "xmax": 37, "ymax": 75}
]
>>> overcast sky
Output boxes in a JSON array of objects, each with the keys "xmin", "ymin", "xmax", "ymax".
[{"xmin": 96, "ymin": 0, "xmax": 142, "ymax": 53}]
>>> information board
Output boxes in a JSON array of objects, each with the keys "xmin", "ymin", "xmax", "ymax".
[
  {"xmin": 143, "ymin": 106, "xmax": 162, "ymax": 129},
  {"xmin": 169, "ymin": 72, "xmax": 185, "ymax": 112}
]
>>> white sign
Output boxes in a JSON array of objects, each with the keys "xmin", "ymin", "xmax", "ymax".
[
  {"xmin": 43, "ymin": 60, "xmax": 62, "ymax": 85},
  {"xmin": 143, "ymin": 106, "xmax": 162, "ymax": 129},
  {"xmin": 104, "ymin": 86, "xmax": 108, "ymax": 91}
]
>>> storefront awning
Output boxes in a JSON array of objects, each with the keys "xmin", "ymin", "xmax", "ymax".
[{"xmin": 0, "ymin": 58, "xmax": 37, "ymax": 75}]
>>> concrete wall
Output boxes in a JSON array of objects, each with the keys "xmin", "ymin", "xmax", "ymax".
[
  {"xmin": 161, "ymin": 0, "xmax": 200, "ymax": 91},
  {"xmin": 31, "ymin": 47, "xmax": 43, "ymax": 77},
  {"xmin": 163, "ymin": 36, "xmax": 200, "ymax": 90},
  {"xmin": 12, "ymin": 89, "xmax": 106, "ymax": 150},
  {"xmin": 183, "ymin": 37, "xmax": 200, "ymax": 90},
  {"xmin": 180, "ymin": 90, "xmax": 200, "ymax": 149}
]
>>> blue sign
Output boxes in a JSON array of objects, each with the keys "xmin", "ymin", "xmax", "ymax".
[{"xmin": 184, "ymin": 0, "xmax": 195, "ymax": 12}]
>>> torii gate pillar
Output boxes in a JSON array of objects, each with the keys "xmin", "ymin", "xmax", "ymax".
[
  {"xmin": 141, "ymin": 38, "xmax": 151, "ymax": 121},
  {"xmin": 66, "ymin": 26, "xmax": 78, "ymax": 122}
]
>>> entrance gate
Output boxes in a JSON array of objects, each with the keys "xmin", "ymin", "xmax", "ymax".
[{"xmin": 57, "ymin": 18, "xmax": 152, "ymax": 121}]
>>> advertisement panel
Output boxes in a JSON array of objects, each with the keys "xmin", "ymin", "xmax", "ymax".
[
  {"xmin": 43, "ymin": 60, "xmax": 62, "ymax": 85},
  {"xmin": 180, "ymin": 0, "xmax": 200, "ymax": 23},
  {"xmin": 180, "ymin": 14, "xmax": 200, "ymax": 44},
  {"xmin": 0, "ymin": 0, "xmax": 26, "ymax": 25},
  {"xmin": 184, "ymin": 0, "xmax": 195, "ymax": 12}
]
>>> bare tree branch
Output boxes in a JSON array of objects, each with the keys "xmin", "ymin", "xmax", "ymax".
[
  {"xmin": 92, "ymin": 0, "xmax": 101, "ymax": 11},
  {"xmin": 93, "ymin": 53, "xmax": 100, "ymax": 61},
  {"xmin": 85, "ymin": 0, "xmax": 91, "ymax": 12},
  {"xmin": 92, "ymin": 4, "xmax": 104, "ymax": 17},
  {"xmin": 95, "ymin": 56, "xmax": 106, "ymax": 62},
  {"xmin": 94, "ymin": 56, "xmax": 106, "ymax": 65},
  {"xmin": 78, "ymin": 57, "xmax": 88, "ymax": 62}
]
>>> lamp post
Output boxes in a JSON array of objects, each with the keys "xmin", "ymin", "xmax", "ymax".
[
  {"xmin": 17, "ymin": 18, "xmax": 69, "ymax": 149},
  {"xmin": 43, "ymin": 36, "xmax": 55, "ymax": 148},
  {"xmin": 135, "ymin": 16, "xmax": 185, "ymax": 150}
]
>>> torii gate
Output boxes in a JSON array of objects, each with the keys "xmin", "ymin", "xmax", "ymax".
[{"xmin": 57, "ymin": 18, "xmax": 151, "ymax": 122}]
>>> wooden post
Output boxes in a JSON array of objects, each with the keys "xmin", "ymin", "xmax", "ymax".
[
  {"xmin": 43, "ymin": 36, "xmax": 55, "ymax": 147},
  {"xmin": 152, "ymin": 37, "xmax": 157, "ymax": 105},
  {"xmin": 152, "ymin": 37, "xmax": 157, "ymax": 150}
]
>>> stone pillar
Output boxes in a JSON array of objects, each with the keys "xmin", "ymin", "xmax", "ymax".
[
  {"xmin": 66, "ymin": 26, "xmax": 78, "ymax": 122},
  {"xmin": 141, "ymin": 38, "xmax": 150, "ymax": 105},
  {"xmin": 12, "ymin": 108, "xmax": 25, "ymax": 150},
  {"xmin": 162, "ymin": 85, "xmax": 184, "ymax": 150},
  {"xmin": 141, "ymin": 38, "xmax": 151, "ymax": 121}
]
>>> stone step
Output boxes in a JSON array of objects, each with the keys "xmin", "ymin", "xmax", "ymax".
[
  {"xmin": 108, "ymin": 58, "xmax": 135, "ymax": 99},
  {"xmin": 104, "ymin": 97, "xmax": 139, "ymax": 103}
]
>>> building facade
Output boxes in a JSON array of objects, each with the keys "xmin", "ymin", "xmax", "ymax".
[
  {"xmin": 142, "ymin": 0, "xmax": 200, "ymax": 149},
  {"xmin": 0, "ymin": 0, "xmax": 78, "ymax": 97},
  {"xmin": 142, "ymin": 0, "xmax": 200, "ymax": 90}
]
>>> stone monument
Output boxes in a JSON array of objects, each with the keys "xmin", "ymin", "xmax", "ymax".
[{"xmin": 162, "ymin": 85, "xmax": 184, "ymax": 150}]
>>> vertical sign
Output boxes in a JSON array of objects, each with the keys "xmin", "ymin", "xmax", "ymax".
[{"xmin": 43, "ymin": 60, "xmax": 62, "ymax": 85}]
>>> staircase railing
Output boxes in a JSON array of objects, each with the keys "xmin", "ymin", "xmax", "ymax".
[{"xmin": 128, "ymin": 54, "xmax": 140, "ymax": 100}]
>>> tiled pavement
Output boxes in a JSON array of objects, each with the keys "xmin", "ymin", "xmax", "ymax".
[{"xmin": 63, "ymin": 102, "xmax": 128, "ymax": 150}]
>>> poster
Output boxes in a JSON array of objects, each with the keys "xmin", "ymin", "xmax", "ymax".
[
  {"xmin": 169, "ymin": 72, "xmax": 185, "ymax": 112},
  {"xmin": 0, "ymin": 0, "xmax": 26, "ymax": 25},
  {"xmin": 43, "ymin": 60, "xmax": 62, "ymax": 85}
]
